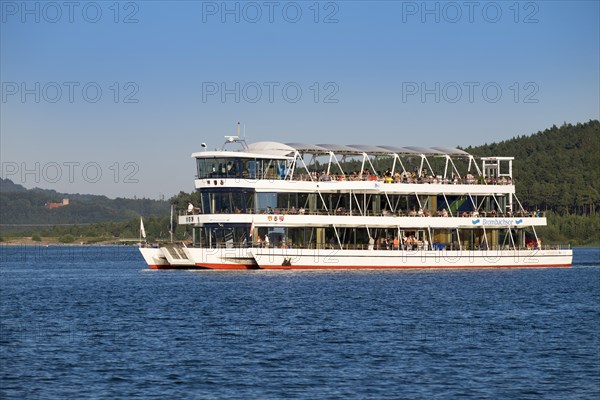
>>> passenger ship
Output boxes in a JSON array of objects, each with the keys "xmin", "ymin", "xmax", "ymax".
[{"xmin": 139, "ymin": 134, "xmax": 572, "ymax": 270}]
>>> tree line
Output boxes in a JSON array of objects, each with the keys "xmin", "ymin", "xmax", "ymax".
[{"xmin": 465, "ymin": 120, "xmax": 599, "ymax": 215}]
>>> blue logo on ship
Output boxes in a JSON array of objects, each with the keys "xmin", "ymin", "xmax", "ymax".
[
  {"xmin": 515, "ymin": 219, "xmax": 523, "ymax": 225},
  {"xmin": 471, "ymin": 219, "xmax": 480, "ymax": 225}
]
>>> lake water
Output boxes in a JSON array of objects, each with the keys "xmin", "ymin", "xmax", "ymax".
[{"xmin": 1, "ymin": 246, "xmax": 599, "ymax": 399}]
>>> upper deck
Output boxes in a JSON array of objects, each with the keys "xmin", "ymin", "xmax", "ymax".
[{"xmin": 192, "ymin": 138, "xmax": 514, "ymax": 195}]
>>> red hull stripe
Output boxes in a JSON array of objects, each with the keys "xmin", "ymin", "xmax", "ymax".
[
  {"xmin": 150, "ymin": 263, "xmax": 257, "ymax": 270},
  {"xmin": 195, "ymin": 263, "xmax": 256, "ymax": 270},
  {"xmin": 149, "ymin": 263, "xmax": 571, "ymax": 270},
  {"xmin": 258, "ymin": 263, "xmax": 572, "ymax": 270},
  {"xmin": 149, "ymin": 264, "xmax": 201, "ymax": 270}
]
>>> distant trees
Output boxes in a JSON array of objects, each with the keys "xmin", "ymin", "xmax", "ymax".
[
  {"xmin": 466, "ymin": 120, "xmax": 600, "ymax": 215},
  {"xmin": 537, "ymin": 211, "xmax": 600, "ymax": 246},
  {"xmin": 464, "ymin": 120, "xmax": 600, "ymax": 245},
  {"xmin": 0, "ymin": 183, "xmax": 170, "ymax": 228},
  {"xmin": 58, "ymin": 234, "xmax": 75, "ymax": 244}
]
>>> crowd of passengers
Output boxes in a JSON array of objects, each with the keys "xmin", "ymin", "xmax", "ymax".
[
  {"xmin": 314, "ymin": 207, "xmax": 539, "ymax": 218},
  {"xmin": 251, "ymin": 235, "xmax": 516, "ymax": 251},
  {"xmin": 296, "ymin": 169, "xmax": 512, "ymax": 185},
  {"xmin": 369, "ymin": 235, "xmax": 432, "ymax": 251},
  {"xmin": 190, "ymin": 204, "xmax": 542, "ymax": 218},
  {"xmin": 369, "ymin": 236, "xmax": 544, "ymax": 251}
]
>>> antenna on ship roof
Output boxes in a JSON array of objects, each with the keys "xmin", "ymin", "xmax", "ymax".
[{"xmin": 222, "ymin": 122, "xmax": 248, "ymax": 150}]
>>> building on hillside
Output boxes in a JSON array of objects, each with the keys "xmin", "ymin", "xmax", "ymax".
[{"xmin": 45, "ymin": 198, "xmax": 69, "ymax": 209}]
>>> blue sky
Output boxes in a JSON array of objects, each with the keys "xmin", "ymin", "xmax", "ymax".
[{"xmin": 1, "ymin": 0, "xmax": 598, "ymax": 198}]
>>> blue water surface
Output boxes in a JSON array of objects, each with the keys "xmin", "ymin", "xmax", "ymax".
[{"xmin": 1, "ymin": 246, "xmax": 599, "ymax": 399}]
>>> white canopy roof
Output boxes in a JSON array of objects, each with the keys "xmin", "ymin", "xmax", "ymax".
[
  {"xmin": 193, "ymin": 140, "xmax": 472, "ymax": 158},
  {"xmin": 246, "ymin": 141, "xmax": 296, "ymax": 157}
]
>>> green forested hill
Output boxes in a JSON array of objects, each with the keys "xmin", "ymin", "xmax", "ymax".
[
  {"xmin": 465, "ymin": 120, "xmax": 600, "ymax": 215},
  {"xmin": 0, "ymin": 179, "xmax": 169, "ymax": 231}
]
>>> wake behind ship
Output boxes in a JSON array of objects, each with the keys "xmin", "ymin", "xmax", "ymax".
[{"xmin": 139, "ymin": 135, "xmax": 572, "ymax": 270}]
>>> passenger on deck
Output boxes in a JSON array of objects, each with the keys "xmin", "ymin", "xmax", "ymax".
[
  {"xmin": 466, "ymin": 171, "xmax": 475, "ymax": 184},
  {"xmin": 401, "ymin": 171, "xmax": 410, "ymax": 183},
  {"xmin": 378, "ymin": 238, "xmax": 387, "ymax": 250},
  {"xmin": 442, "ymin": 208, "xmax": 448, "ymax": 217},
  {"xmin": 368, "ymin": 237, "xmax": 375, "ymax": 250}
]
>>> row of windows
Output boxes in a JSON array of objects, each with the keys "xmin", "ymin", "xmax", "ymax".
[
  {"xmin": 192, "ymin": 225, "xmax": 529, "ymax": 251},
  {"xmin": 197, "ymin": 157, "xmax": 290, "ymax": 180},
  {"xmin": 198, "ymin": 190, "xmax": 511, "ymax": 216}
]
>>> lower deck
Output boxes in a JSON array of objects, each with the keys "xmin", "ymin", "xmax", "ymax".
[
  {"xmin": 139, "ymin": 246, "xmax": 573, "ymax": 270},
  {"xmin": 190, "ymin": 224, "xmax": 553, "ymax": 253}
]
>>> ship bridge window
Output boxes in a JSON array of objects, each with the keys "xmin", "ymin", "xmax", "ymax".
[
  {"xmin": 197, "ymin": 158, "xmax": 243, "ymax": 179},
  {"xmin": 196, "ymin": 157, "xmax": 291, "ymax": 180}
]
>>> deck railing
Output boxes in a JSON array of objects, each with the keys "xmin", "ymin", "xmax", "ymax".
[
  {"xmin": 202, "ymin": 174, "xmax": 514, "ymax": 185},
  {"xmin": 191, "ymin": 241, "xmax": 571, "ymax": 252},
  {"xmin": 181, "ymin": 209, "xmax": 544, "ymax": 219}
]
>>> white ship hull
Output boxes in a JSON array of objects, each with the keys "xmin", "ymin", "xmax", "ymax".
[
  {"xmin": 140, "ymin": 246, "xmax": 572, "ymax": 270},
  {"xmin": 249, "ymin": 248, "xmax": 572, "ymax": 269},
  {"xmin": 139, "ymin": 247, "xmax": 172, "ymax": 269},
  {"xmin": 139, "ymin": 247, "xmax": 256, "ymax": 269}
]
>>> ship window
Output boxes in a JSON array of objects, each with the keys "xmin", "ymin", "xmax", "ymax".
[
  {"xmin": 201, "ymin": 190, "xmax": 250, "ymax": 214},
  {"xmin": 196, "ymin": 157, "xmax": 290, "ymax": 180},
  {"xmin": 257, "ymin": 192, "xmax": 277, "ymax": 213},
  {"xmin": 196, "ymin": 158, "xmax": 243, "ymax": 179}
]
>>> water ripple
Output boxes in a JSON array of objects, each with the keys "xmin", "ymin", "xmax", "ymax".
[{"xmin": 1, "ymin": 246, "xmax": 599, "ymax": 399}]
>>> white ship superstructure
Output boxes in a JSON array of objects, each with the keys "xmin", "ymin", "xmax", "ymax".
[{"xmin": 140, "ymin": 135, "xmax": 572, "ymax": 270}]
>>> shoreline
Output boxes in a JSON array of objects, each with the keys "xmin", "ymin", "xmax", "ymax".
[{"xmin": 0, "ymin": 238, "xmax": 140, "ymax": 246}]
